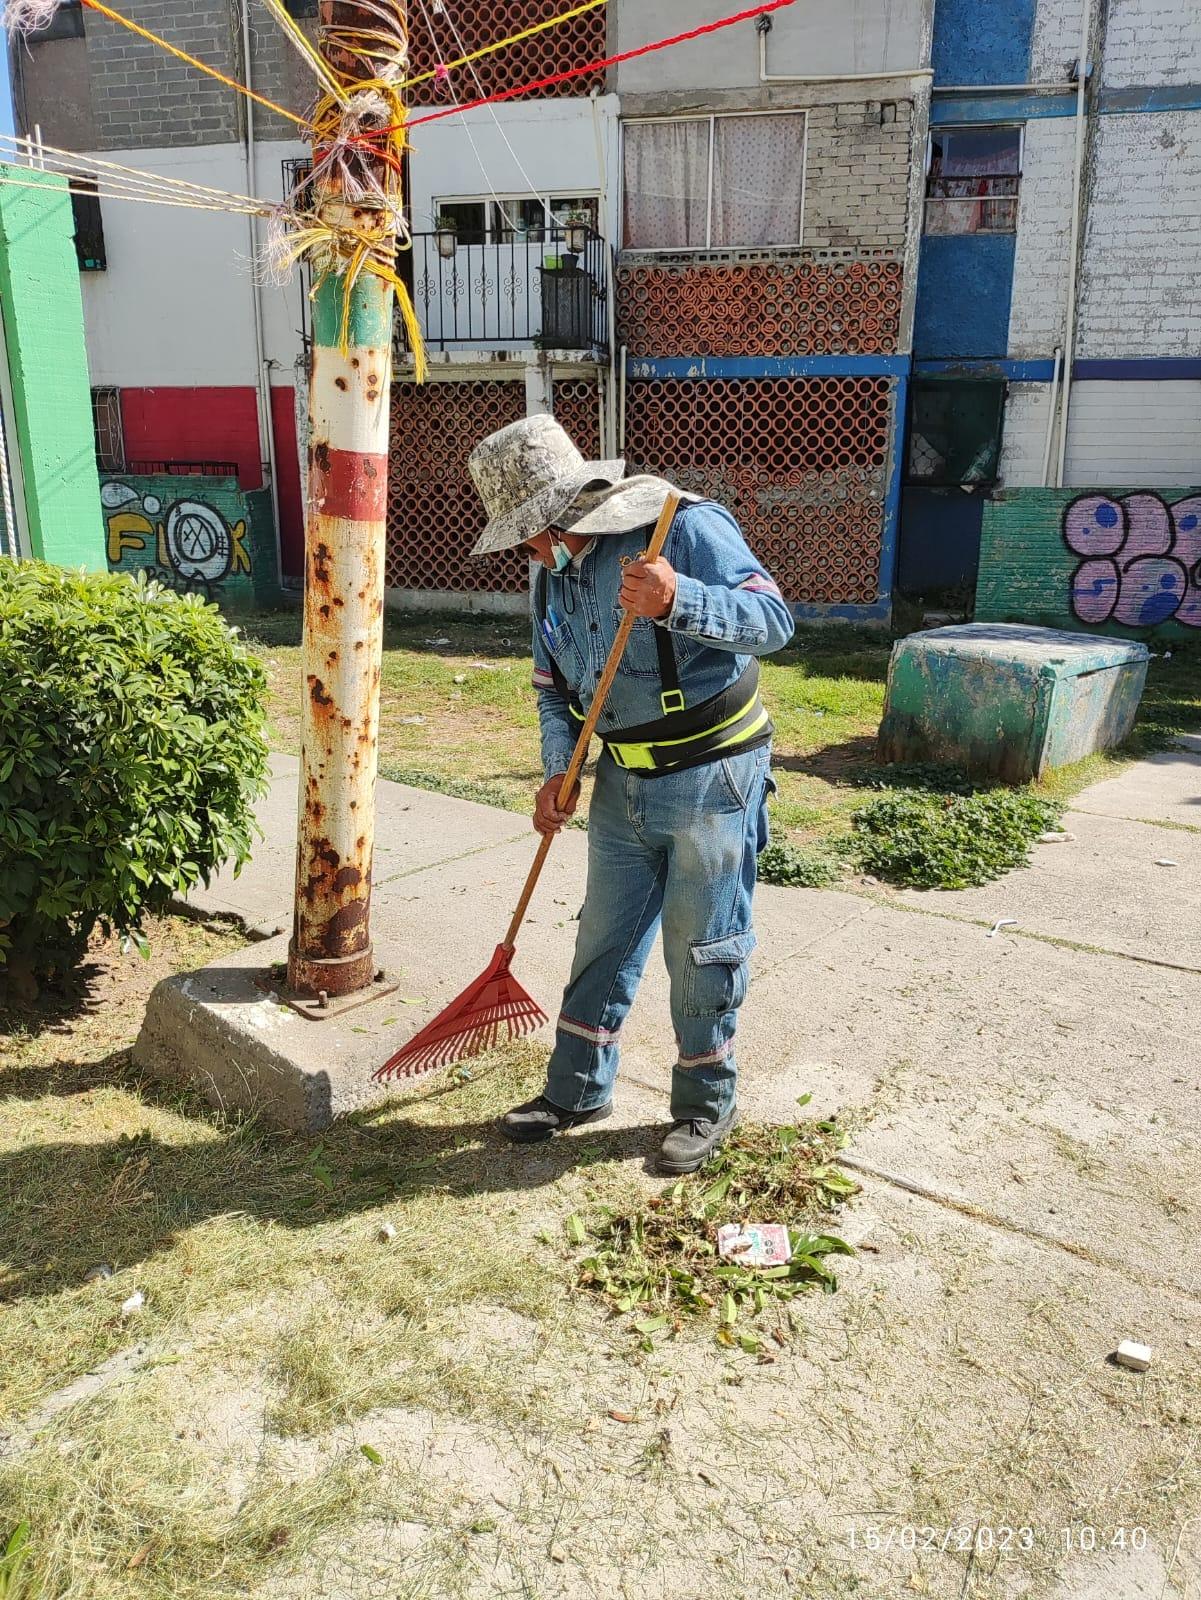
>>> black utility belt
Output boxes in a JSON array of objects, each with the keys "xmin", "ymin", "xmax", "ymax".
[{"xmin": 597, "ymin": 663, "xmax": 773, "ymax": 777}]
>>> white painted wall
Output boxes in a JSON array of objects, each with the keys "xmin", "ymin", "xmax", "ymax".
[
  {"xmin": 1062, "ymin": 380, "xmax": 1201, "ymax": 483},
  {"xmin": 1001, "ymin": 380, "xmax": 1201, "ymax": 489},
  {"xmin": 1102, "ymin": 0, "xmax": 1201, "ymax": 88},
  {"xmin": 407, "ymin": 94, "xmax": 620, "ymax": 241},
  {"xmin": 1008, "ymin": 117, "xmax": 1075, "ymax": 357},
  {"xmin": 1030, "ymin": 0, "xmax": 1085, "ymax": 85},
  {"xmin": 1077, "ymin": 111, "xmax": 1201, "ymax": 359},
  {"xmin": 616, "ymin": 0, "xmax": 931, "ymax": 93},
  {"xmin": 998, "ymin": 381, "xmax": 1055, "ymax": 486},
  {"xmin": 79, "ymin": 139, "xmax": 309, "ymax": 390}
]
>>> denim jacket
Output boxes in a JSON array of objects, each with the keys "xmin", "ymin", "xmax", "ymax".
[{"xmin": 530, "ymin": 499, "xmax": 795, "ymax": 781}]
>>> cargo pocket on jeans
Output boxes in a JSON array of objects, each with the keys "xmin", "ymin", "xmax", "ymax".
[
  {"xmin": 757, "ymin": 769, "xmax": 777, "ymax": 855},
  {"xmin": 682, "ymin": 929, "xmax": 757, "ymax": 1017}
]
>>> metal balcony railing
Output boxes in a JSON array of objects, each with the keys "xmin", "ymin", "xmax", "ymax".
[{"xmin": 396, "ymin": 227, "xmax": 611, "ymax": 357}]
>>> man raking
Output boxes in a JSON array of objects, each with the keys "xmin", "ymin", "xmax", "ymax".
[{"xmin": 467, "ymin": 416, "xmax": 794, "ymax": 1173}]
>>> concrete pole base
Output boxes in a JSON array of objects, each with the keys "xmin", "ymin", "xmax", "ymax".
[{"xmin": 134, "ymin": 932, "xmax": 414, "ymax": 1131}]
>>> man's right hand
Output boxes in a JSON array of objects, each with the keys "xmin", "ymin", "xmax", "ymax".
[{"xmin": 533, "ymin": 773, "xmax": 580, "ymax": 836}]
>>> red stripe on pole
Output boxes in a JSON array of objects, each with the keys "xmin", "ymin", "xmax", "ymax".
[{"xmin": 312, "ymin": 447, "xmax": 389, "ymax": 521}]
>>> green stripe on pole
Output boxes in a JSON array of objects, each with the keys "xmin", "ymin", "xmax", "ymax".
[{"xmin": 311, "ymin": 271, "xmax": 394, "ymax": 351}]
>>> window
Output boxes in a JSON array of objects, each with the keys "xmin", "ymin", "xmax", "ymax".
[
  {"xmin": 905, "ymin": 380, "xmax": 1006, "ymax": 488},
  {"xmin": 622, "ymin": 112, "xmax": 807, "ymax": 251},
  {"xmin": 283, "ymin": 0, "xmax": 317, "ymax": 16},
  {"xmin": 91, "ymin": 387, "xmax": 125, "ymax": 473},
  {"xmin": 71, "ymin": 182, "xmax": 106, "ymax": 271},
  {"xmin": 924, "ymin": 126, "xmax": 1021, "ymax": 235},
  {"xmin": 430, "ymin": 194, "xmax": 598, "ymax": 245},
  {"xmin": 29, "ymin": 0, "xmax": 82, "ymax": 39}
]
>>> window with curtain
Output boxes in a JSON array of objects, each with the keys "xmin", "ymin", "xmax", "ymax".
[
  {"xmin": 924, "ymin": 127, "xmax": 1021, "ymax": 236},
  {"xmin": 623, "ymin": 112, "xmax": 806, "ymax": 250}
]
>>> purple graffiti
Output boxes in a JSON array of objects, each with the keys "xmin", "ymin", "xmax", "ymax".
[{"xmin": 1065, "ymin": 492, "xmax": 1201, "ymax": 628}]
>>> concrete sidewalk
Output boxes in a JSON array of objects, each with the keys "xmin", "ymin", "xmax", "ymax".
[
  {"xmin": 160, "ymin": 746, "xmax": 1201, "ymax": 1291},
  {"xmin": 141, "ymin": 742, "xmax": 1201, "ymax": 1593}
]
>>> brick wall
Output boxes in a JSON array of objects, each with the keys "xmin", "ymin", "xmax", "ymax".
[
  {"xmin": 977, "ymin": 486, "xmax": 1201, "ymax": 636},
  {"xmin": 1030, "ymin": 0, "xmax": 1084, "ymax": 83},
  {"xmin": 802, "ymin": 99, "xmax": 915, "ymax": 251},
  {"xmin": 1102, "ymin": 0, "xmax": 1201, "ymax": 88},
  {"xmin": 1078, "ymin": 111, "xmax": 1201, "ymax": 359},
  {"xmin": 83, "ymin": 0, "xmax": 240, "ymax": 150},
  {"xmin": 1008, "ymin": 118, "xmax": 1075, "ymax": 358}
]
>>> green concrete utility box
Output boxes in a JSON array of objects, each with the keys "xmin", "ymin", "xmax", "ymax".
[{"xmin": 878, "ymin": 623, "xmax": 1149, "ymax": 782}]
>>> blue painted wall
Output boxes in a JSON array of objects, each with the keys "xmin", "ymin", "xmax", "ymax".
[
  {"xmin": 931, "ymin": 0, "xmax": 1036, "ymax": 86},
  {"xmin": 897, "ymin": 488, "xmax": 987, "ymax": 594},
  {"xmin": 913, "ymin": 233, "xmax": 1017, "ymax": 359}
]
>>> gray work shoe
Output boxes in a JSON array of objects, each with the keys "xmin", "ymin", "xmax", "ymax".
[
  {"xmin": 499, "ymin": 1094, "xmax": 613, "ymax": 1144},
  {"xmin": 657, "ymin": 1106, "xmax": 739, "ymax": 1174}
]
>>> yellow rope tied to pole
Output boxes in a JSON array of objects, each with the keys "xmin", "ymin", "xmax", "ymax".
[
  {"xmin": 396, "ymin": 0, "xmax": 608, "ymax": 92},
  {"xmin": 268, "ymin": 4, "xmax": 428, "ymax": 382}
]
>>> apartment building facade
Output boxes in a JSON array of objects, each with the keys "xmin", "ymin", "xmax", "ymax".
[
  {"xmin": 27, "ymin": 1, "xmax": 1198, "ymax": 623},
  {"xmin": 901, "ymin": 0, "xmax": 1201, "ymax": 602},
  {"xmin": 12, "ymin": 0, "xmax": 935, "ymax": 619}
]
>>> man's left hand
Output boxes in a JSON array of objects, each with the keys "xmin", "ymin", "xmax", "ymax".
[{"xmin": 620, "ymin": 556, "xmax": 677, "ymax": 620}]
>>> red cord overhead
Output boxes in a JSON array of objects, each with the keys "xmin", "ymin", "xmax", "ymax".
[{"xmin": 360, "ymin": 0, "xmax": 799, "ymax": 138}]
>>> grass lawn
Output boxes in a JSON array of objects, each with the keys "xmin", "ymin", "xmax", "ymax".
[
  {"xmin": 246, "ymin": 609, "xmax": 1201, "ymax": 854},
  {"xmin": 4, "ymin": 917, "xmax": 1199, "ymax": 1598}
]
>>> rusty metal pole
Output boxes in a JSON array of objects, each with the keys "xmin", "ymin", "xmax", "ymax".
[{"xmin": 287, "ymin": 0, "xmax": 402, "ymax": 1000}]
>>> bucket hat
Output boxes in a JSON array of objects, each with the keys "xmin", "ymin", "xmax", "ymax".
[{"xmin": 468, "ymin": 415, "xmax": 625, "ymax": 557}]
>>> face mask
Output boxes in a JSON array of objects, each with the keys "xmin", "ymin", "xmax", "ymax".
[{"xmin": 549, "ymin": 537, "xmax": 573, "ymax": 574}]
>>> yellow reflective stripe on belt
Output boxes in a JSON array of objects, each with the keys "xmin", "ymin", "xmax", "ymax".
[
  {"xmin": 713, "ymin": 704, "xmax": 771, "ymax": 751},
  {"xmin": 607, "ymin": 691, "xmax": 765, "ymax": 769}
]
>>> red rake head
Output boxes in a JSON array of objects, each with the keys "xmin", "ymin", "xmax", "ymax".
[{"xmin": 374, "ymin": 944, "xmax": 549, "ymax": 1082}]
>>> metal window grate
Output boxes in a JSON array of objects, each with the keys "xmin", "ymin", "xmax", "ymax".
[
  {"xmin": 91, "ymin": 387, "xmax": 125, "ymax": 472},
  {"xmin": 126, "ymin": 460, "xmax": 240, "ymax": 478}
]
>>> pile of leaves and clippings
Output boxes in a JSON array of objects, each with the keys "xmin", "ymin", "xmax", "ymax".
[{"xmin": 569, "ymin": 1101, "xmax": 857, "ymax": 1355}]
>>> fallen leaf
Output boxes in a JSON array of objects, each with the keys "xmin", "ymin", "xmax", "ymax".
[{"xmin": 607, "ymin": 1408, "xmax": 636, "ymax": 1423}]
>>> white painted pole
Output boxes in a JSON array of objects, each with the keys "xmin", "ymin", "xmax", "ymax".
[{"xmin": 1056, "ymin": 0, "xmax": 1094, "ymax": 489}]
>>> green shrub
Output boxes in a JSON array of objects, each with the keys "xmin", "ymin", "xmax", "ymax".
[
  {"xmin": 758, "ymin": 837, "xmax": 846, "ymax": 888},
  {"xmin": 852, "ymin": 786, "xmax": 1061, "ymax": 890},
  {"xmin": 0, "ymin": 564, "xmax": 268, "ymax": 983}
]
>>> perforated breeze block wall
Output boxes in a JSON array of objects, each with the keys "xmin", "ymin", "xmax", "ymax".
[
  {"xmin": 625, "ymin": 378, "xmax": 895, "ymax": 605},
  {"xmin": 407, "ymin": 0, "xmax": 606, "ymax": 99},
  {"xmin": 387, "ymin": 376, "xmax": 601, "ymax": 594},
  {"xmin": 617, "ymin": 256, "xmax": 903, "ymax": 359}
]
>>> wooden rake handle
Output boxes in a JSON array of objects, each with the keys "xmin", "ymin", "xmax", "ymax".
[{"xmin": 502, "ymin": 491, "xmax": 682, "ymax": 951}]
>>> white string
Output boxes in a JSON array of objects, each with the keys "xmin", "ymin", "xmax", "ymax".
[
  {"xmin": 410, "ymin": 0, "xmax": 522, "ymax": 234},
  {"xmin": 422, "ymin": 0, "xmax": 553, "ymax": 234},
  {"xmin": 0, "ymin": 132, "xmax": 270, "ymax": 210},
  {"xmin": 0, "ymin": 171, "xmax": 265, "ymax": 214}
]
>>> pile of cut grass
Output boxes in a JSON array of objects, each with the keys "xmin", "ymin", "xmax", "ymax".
[{"xmin": 572, "ymin": 1104, "xmax": 857, "ymax": 1354}]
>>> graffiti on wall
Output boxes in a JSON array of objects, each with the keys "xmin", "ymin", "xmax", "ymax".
[
  {"xmin": 102, "ymin": 480, "xmax": 252, "ymax": 598},
  {"xmin": 1065, "ymin": 492, "xmax": 1201, "ymax": 629}
]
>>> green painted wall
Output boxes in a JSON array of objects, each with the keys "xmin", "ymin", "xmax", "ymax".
[
  {"xmin": 102, "ymin": 474, "xmax": 282, "ymax": 609},
  {"xmin": 0, "ymin": 165, "xmax": 104, "ymax": 568},
  {"xmin": 977, "ymin": 488, "xmax": 1201, "ymax": 639}
]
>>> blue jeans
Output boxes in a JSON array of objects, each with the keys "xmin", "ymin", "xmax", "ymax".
[{"xmin": 545, "ymin": 744, "xmax": 772, "ymax": 1122}]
